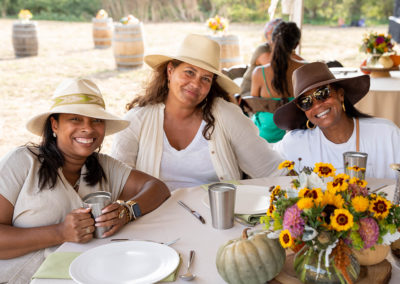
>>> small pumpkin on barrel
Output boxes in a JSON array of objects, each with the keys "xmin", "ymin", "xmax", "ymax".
[{"xmin": 216, "ymin": 228, "xmax": 285, "ymax": 284}]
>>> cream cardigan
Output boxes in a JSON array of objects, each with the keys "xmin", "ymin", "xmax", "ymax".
[{"xmin": 112, "ymin": 98, "xmax": 283, "ymax": 181}]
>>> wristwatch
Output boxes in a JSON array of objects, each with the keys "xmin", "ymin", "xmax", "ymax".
[{"xmin": 125, "ymin": 200, "xmax": 142, "ymax": 220}]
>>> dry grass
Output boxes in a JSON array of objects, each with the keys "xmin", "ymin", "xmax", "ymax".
[{"xmin": 0, "ymin": 19, "xmax": 387, "ymax": 158}]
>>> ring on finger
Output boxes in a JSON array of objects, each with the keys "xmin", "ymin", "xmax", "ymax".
[
  {"xmin": 118, "ymin": 208, "xmax": 125, "ymax": 219},
  {"xmin": 86, "ymin": 227, "xmax": 91, "ymax": 234}
]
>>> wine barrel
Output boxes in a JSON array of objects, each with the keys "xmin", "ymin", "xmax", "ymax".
[
  {"xmin": 92, "ymin": 17, "xmax": 113, "ymax": 49},
  {"xmin": 208, "ymin": 34, "xmax": 241, "ymax": 69},
  {"xmin": 113, "ymin": 23, "xmax": 144, "ymax": 70},
  {"xmin": 12, "ymin": 21, "xmax": 38, "ymax": 57}
]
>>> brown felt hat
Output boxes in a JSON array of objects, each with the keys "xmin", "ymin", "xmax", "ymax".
[{"xmin": 273, "ymin": 62, "xmax": 370, "ymax": 130}]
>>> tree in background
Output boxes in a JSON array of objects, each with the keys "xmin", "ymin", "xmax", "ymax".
[{"xmin": 0, "ymin": 0, "xmax": 396, "ymax": 24}]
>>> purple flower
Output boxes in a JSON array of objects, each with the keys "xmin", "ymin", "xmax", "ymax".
[
  {"xmin": 375, "ymin": 36, "xmax": 385, "ymax": 45},
  {"xmin": 359, "ymin": 217, "xmax": 379, "ymax": 249},
  {"xmin": 283, "ymin": 204, "xmax": 305, "ymax": 238}
]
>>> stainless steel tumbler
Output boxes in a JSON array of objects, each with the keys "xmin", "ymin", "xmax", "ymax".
[
  {"xmin": 82, "ymin": 191, "xmax": 112, "ymax": 238},
  {"xmin": 208, "ymin": 183, "xmax": 236, "ymax": 230},
  {"xmin": 343, "ymin": 151, "xmax": 368, "ymax": 180}
]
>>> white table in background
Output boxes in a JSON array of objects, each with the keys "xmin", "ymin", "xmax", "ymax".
[
  {"xmin": 331, "ymin": 68, "xmax": 400, "ymax": 127},
  {"xmin": 31, "ymin": 176, "xmax": 400, "ymax": 284}
]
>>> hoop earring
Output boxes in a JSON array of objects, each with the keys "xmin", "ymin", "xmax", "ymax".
[
  {"xmin": 53, "ymin": 132, "xmax": 57, "ymax": 138},
  {"xmin": 342, "ymin": 102, "xmax": 346, "ymax": 112},
  {"xmin": 306, "ymin": 120, "xmax": 316, "ymax": 129}
]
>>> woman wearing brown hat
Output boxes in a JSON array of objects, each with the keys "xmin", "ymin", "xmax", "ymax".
[
  {"xmin": 0, "ymin": 78, "xmax": 170, "ymax": 281},
  {"xmin": 250, "ymin": 21, "xmax": 305, "ymax": 143},
  {"xmin": 111, "ymin": 34, "xmax": 283, "ymax": 191},
  {"xmin": 273, "ymin": 62, "xmax": 400, "ymax": 179}
]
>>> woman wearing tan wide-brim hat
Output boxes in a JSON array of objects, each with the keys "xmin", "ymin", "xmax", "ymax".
[
  {"xmin": 272, "ymin": 62, "xmax": 400, "ymax": 179},
  {"xmin": 0, "ymin": 78, "xmax": 170, "ymax": 281},
  {"xmin": 112, "ymin": 34, "xmax": 284, "ymax": 191}
]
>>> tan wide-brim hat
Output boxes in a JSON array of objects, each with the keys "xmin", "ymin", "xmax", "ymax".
[
  {"xmin": 273, "ymin": 62, "xmax": 370, "ymax": 130},
  {"xmin": 144, "ymin": 33, "xmax": 240, "ymax": 95},
  {"xmin": 26, "ymin": 78, "xmax": 130, "ymax": 136}
]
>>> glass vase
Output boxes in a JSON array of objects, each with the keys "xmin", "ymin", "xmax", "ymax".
[
  {"xmin": 293, "ymin": 245, "xmax": 360, "ymax": 284},
  {"xmin": 366, "ymin": 54, "xmax": 381, "ymax": 68}
]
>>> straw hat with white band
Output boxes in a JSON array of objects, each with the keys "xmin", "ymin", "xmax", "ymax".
[{"xmin": 26, "ymin": 78, "xmax": 130, "ymax": 136}]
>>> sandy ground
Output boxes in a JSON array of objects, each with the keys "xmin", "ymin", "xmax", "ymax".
[{"xmin": 0, "ymin": 19, "xmax": 387, "ymax": 158}]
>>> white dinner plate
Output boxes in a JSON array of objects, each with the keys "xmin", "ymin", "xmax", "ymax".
[
  {"xmin": 69, "ymin": 241, "xmax": 180, "ymax": 284},
  {"xmin": 202, "ymin": 185, "xmax": 270, "ymax": 214}
]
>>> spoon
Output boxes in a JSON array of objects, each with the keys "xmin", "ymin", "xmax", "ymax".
[{"xmin": 180, "ymin": 250, "xmax": 196, "ymax": 281}]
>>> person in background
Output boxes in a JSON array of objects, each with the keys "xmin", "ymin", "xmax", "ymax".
[
  {"xmin": 0, "ymin": 78, "xmax": 170, "ymax": 282},
  {"xmin": 111, "ymin": 34, "xmax": 283, "ymax": 191},
  {"xmin": 236, "ymin": 18, "xmax": 284, "ymax": 98},
  {"xmin": 250, "ymin": 21, "xmax": 305, "ymax": 143},
  {"xmin": 273, "ymin": 62, "xmax": 400, "ymax": 179}
]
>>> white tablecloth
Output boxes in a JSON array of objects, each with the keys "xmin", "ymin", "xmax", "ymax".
[{"xmin": 31, "ymin": 176, "xmax": 400, "ymax": 284}]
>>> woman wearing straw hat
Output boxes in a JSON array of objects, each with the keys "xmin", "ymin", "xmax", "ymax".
[
  {"xmin": 0, "ymin": 78, "xmax": 170, "ymax": 281},
  {"xmin": 250, "ymin": 21, "xmax": 305, "ymax": 143},
  {"xmin": 273, "ymin": 62, "xmax": 400, "ymax": 179},
  {"xmin": 112, "ymin": 34, "xmax": 283, "ymax": 191}
]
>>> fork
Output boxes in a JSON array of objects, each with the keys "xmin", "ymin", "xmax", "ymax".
[{"xmin": 110, "ymin": 237, "xmax": 180, "ymax": 246}]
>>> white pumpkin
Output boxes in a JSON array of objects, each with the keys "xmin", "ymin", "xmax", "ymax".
[{"xmin": 216, "ymin": 229, "xmax": 285, "ymax": 284}]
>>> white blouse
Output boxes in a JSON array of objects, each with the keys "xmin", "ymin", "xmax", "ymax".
[{"xmin": 160, "ymin": 121, "xmax": 219, "ymax": 191}]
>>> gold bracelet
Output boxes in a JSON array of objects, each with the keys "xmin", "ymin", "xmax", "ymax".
[{"xmin": 116, "ymin": 200, "xmax": 133, "ymax": 223}]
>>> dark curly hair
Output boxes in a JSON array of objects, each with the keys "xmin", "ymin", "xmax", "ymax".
[
  {"xmin": 28, "ymin": 114, "xmax": 107, "ymax": 190},
  {"xmin": 126, "ymin": 60, "xmax": 232, "ymax": 140},
  {"xmin": 271, "ymin": 21, "xmax": 301, "ymax": 97}
]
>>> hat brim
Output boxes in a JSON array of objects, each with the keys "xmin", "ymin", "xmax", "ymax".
[
  {"xmin": 26, "ymin": 104, "xmax": 130, "ymax": 136},
  {"xmin": 144, "ymin": 54, "xmax": 240, "ymax": 95},
  {"xmin": 274, "ymin": 74, "xmax": 370, "ymax": 130}
]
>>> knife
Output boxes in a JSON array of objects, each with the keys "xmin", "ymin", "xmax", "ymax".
[{"xmin": 177, "ymin": 200, "xmax": 206, "ymax": 224}]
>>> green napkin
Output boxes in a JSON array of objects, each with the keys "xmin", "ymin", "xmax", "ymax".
[
  {"xmin": 200, "ymin": 180, "xmax": 240, "ymax": 190},
  {"xmin": 235, "ymin": 213, "xmax": 264, "ymax": 226},
  {"xmin": 32, "ymin": 251, "xmax": 182, "ymax": 282},
  {"xmin": 32, "ymin": 252, "xmax": 80, "ymax": 279}
]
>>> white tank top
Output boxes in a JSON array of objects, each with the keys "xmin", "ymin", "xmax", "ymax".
[{"xmin": 160, "ymin": 121, "xmax": 219, "ymax": 191}]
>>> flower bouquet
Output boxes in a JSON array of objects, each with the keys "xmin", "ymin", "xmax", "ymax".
[
  {"xmin": 95, "ymin": 9, "xmax": 108, "ymax": 19},
  {"xmin": 18, "ymin": 9, "xmax": 32, "ymax": 21},
  {"xmin": 261, "ymin": 161, "xmax": 400, "ymax": 284},
  {"xmin": 120, "ymin": 14, "xmax": 139, "ymax": 25},
  {"xmin": 206, "ymin": 15, "xmax": 228, "ymax": 34},
  {"xmin": 360, "ymin": 32, "xmax": 394, "ymax": 55},
  {"xmin": 360, "ymin": 32, "xmax": 396, "ymax": 69}
]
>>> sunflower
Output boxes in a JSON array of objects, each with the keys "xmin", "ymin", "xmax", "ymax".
[
  {"xmin": 331, "ymin": 209, "xmax": 354, "ymax": 231},
  {"xmin": 327, "ymin": 173, "xmax": 349, "ymax": 193},
  {"xmin": 299, "ymin": 187, "xmax": 323, "ymax": 205},
  {"xmin": 279, "ymin": 229, "xmax": 293, "ymax": 248},
  {"xmin": 349, "ymin": 177, "xmax": 368, "ymax": 188},
  {"xmin": 271, "ymin": 185, "xmax": 281, "ymax": 196},
  {"xmin": 267, "ymin": 205, "xmax": 275, "ymax": 217},
  {"xmin": 278, "ymin": 160, "xmax": 294, "ymax": 170},
  {"xmin": 321, "ymin": 191, "xmax": 345, "ymax": 209},
  {"xmin": 352, "ymin": 196, "xmax": 369, "ymax": 213},
  {"xmin": 297, "ymin": 197, "xmax": 314, "ymax": 210},
  {"xmin": 369, "ymin": 196, "xmax": 392, "ymax": 219},
  {"xmin": 314, "ymin": 163, "xmax": 336, "ymax": 178},
  {"xmin": 347, "ymin": 166, "xmax": 366, "ymax": 172}
]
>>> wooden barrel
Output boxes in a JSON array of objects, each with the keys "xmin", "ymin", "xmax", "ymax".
[
  {"xmin": 113, "ymin": 23, "xmax": 144, "ymax": 70},
  {"xmin": 209, "ymin": 34, "xmax": 241, "ymax": 69},
  {"xmin": 12, "ymin": 21, "xmax": 38, "ymax": 57},
  {"xmin": 92, "ymin": 18, "xmax": 113, "ymax": 49}
]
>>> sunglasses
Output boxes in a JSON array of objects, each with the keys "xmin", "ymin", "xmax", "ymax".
[{"xmin": 296, "ymin": 86, "xmax": 331, "ymax": 111}]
